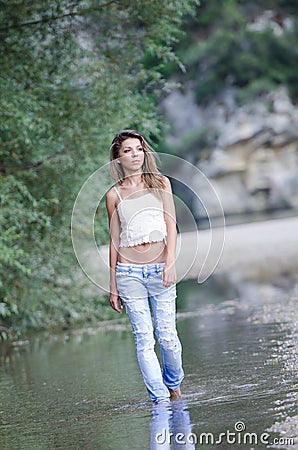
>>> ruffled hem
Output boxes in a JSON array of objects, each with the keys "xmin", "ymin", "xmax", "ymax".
[{"xmin": 119, "ymin": 237, "xmax": 166, "ymax": 248}]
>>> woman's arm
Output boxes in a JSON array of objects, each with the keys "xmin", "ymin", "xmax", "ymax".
[
  {"xmin": 161, "ymin": 176, "xmax": 177, "ymax": 287},
  {"xmin": 106, "ymin": 189, "xmax": 123, "ymax": 313}
]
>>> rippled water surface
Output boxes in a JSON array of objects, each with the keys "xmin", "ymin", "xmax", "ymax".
[{"xmin": 0, "ymin": 279, "xmax": 297, "ymax": 449}]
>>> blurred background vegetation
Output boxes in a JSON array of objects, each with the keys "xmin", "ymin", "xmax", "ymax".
[
  {"xmin": 1, "ymin": 0, "xmax": 297, "ymax": 337},
  {"xmin": 0, "ymin": 0, "xmax": 199, "ymax": 336},
  {"xmin": 153, "ymin": 0, "xmax": 298, "ymax": 104}
]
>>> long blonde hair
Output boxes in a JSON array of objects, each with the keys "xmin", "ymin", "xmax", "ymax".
[{"xmin": 109, "ymin": 130, "xmax": 166, "ymax": 191}]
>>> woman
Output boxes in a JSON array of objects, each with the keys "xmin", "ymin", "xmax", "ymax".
[{"xmin": 105, "ymin": 130, "xmax": 184, "ymax": 406}]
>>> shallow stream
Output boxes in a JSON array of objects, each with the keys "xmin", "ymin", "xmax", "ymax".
[{"xmin": 0, "ymin": 279, "xmax": 297, "ymax": 449}]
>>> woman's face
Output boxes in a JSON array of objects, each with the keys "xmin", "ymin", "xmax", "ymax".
[{"xmin": 117, "ymin": 138, "xmax": 145, "ymax": 174}]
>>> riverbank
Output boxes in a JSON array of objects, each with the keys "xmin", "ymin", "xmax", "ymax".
[{"xmin": 178, "ymin": 215, "xmax": 298, "ymax": 283}]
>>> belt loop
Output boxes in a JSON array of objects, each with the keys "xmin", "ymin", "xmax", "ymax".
[
  {"xmin": 128, "ymin": 265, "xmax": 132, "ymax": 274},
  {"xmin": 142, "ymin": 265, "xmax": 147, "ymax": 278}
]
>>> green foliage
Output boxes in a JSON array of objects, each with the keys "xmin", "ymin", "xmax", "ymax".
[
  {"xmin": 0, "ymin": 0, "xmax": 199, "ymax": 336},
  {"xmin": 181, "ymin": 128, "xmax": 218, "ymax": 160},
  {"xmin": 177, "ymin": 0, "xmax": 298, "ymax": 103},
  {"xmin": 161, "ymin": 127, "xmax": 218, "ymax": 161},
  {"xmin": 235, "ymin": 78, "xmax": 278, "ymax": 105}
]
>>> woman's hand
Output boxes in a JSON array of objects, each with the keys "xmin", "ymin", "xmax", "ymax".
[
  {"xmin": 110, "ymin": 292, "xmax": 123, "ymax": 313},
  {"xmin": 162, "ymin": 263, "xmax": 177, "ymax": 287}
]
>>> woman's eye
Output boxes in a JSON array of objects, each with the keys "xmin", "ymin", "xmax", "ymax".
[{"xmin": 123, "ymin": 147, "xmax": 142, "ymax": 153}]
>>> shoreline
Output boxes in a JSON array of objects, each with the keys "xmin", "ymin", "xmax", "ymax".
[
  {"xmin": 94, "ymin": 215, "xmax": 298, "ymax": 288},
  {"xmin": 177, "ymin": 215, "xmax": 298, "ymax": 284}
]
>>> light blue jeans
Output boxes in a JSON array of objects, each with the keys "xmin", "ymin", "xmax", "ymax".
[{"xmin": 116, "ymin": 262, "xmax": 184, "ymax": 405}]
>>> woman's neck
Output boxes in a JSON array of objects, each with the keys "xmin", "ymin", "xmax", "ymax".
[{"xmin": 121, "ymin": 173, "xmax": 143, "ymax": 187}]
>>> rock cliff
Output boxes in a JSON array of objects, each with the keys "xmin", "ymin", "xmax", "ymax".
[{"xmin": 162, "ymin": 86, "xmax": 298, "ymax": 219}]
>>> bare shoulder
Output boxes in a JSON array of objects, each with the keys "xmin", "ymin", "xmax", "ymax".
[
  {"xmin": 161, "ymin": 175, "xmax": 173, "ymax": 191},
  {"xmin": 106, "ymin": 186, "xmax": 117, "ymax": 208}
]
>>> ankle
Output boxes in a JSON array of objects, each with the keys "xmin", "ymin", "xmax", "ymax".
[{"xmin": 168, "ymin": 387, "xmax": 181, "ymax": 399}]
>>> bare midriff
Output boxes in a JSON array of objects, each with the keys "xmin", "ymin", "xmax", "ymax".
[{"xmin": 117, "ymin": 240, "xmax": 167, "ymax": 264}]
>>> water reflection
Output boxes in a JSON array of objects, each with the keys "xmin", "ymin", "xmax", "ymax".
[
  {"xmin": 0, "ymin": 278, "xmax": 297, "ymax": 449},
  {"xmin": 150, "ymin": 401, "xmax": 195, "ymax": 450}
]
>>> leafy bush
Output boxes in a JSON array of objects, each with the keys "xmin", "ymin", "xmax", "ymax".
[{"xmin": 0, "ymin": 0, "xmax": 200, "ymax": 337}]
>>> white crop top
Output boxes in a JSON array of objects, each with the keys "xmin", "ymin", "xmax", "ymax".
[{"xmin": 114, "ymin": 186, "xmax": 167, "ymax": 248}]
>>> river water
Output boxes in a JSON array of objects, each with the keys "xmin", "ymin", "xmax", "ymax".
[{"xmin": 0, "ymin": 278, "xmax": 297, "ymax": 450}]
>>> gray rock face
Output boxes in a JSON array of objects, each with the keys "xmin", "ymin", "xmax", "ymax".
[{"xmin": 162, "ymin": 86, "xmax": 298, "ymax": 217}]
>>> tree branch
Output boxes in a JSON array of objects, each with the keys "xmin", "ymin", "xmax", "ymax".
[
  {"xmin": 0, "ymin": 11, "xmax": 81, "ymax": 33},
  {"xmin": 0, "ymin": 150, "xmax": 66, "ymax": 175},
  {"xmin": 0, "ymin": 1, "xmax": 119, "ymax": 33}
]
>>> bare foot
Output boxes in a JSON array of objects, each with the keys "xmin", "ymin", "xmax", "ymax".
[{"xmin": 169, "ymin": 388, "xmax": 181, "ymax": 399}]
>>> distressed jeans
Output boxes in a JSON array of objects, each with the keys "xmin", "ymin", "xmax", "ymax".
[{"xmin": 116, "ymin": 262, "xmax": 184, "ymax": 405}]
